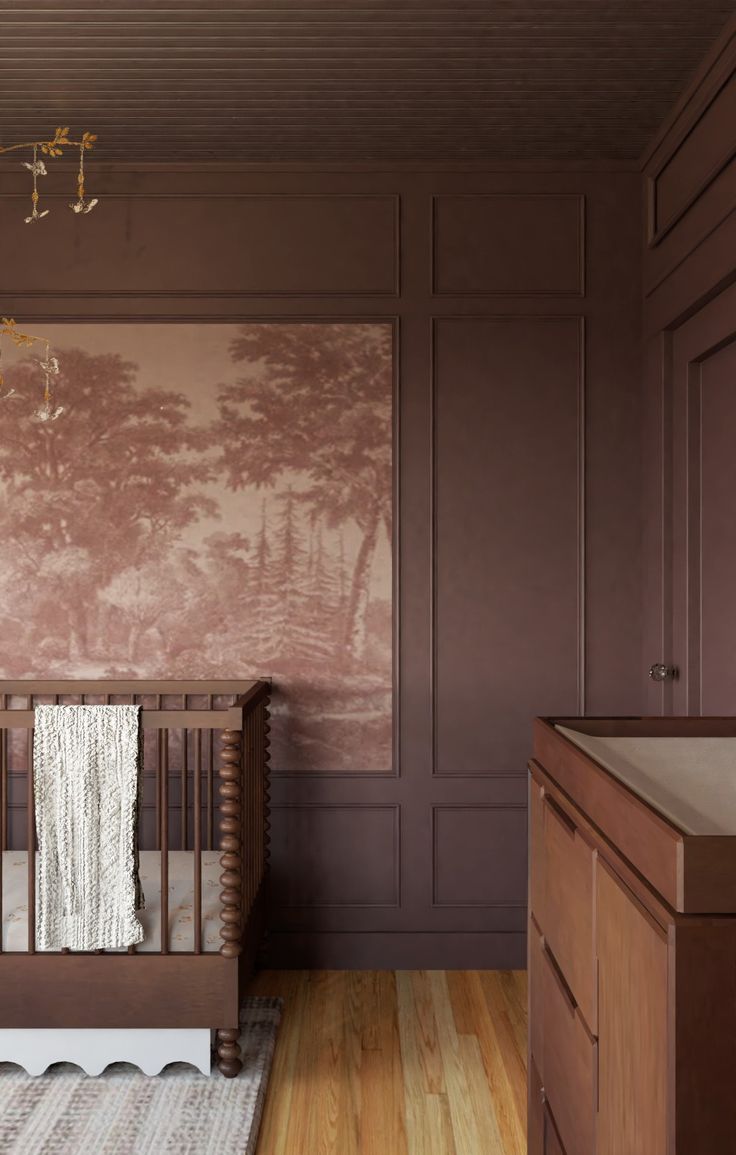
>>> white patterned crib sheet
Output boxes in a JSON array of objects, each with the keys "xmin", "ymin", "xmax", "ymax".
[{"xmin": 2, "ymin": 851, "xmax": 223, "ymax": 952}]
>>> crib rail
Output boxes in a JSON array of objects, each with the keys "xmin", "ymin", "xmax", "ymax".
[{"xmin": 0, "ymin": 680, "xmax": 271, "ymax": 959}]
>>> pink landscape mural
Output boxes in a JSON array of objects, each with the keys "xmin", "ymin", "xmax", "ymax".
[{"xmin": 0, "ymin": 323, "xmax": 393, "ymax": 772}]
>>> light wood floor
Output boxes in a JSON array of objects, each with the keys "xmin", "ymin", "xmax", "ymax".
[{"xmin": 249, "ymin": 970, "xmax": 528, "ymax": 1155}]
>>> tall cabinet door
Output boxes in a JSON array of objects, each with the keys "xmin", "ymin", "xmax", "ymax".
[
  {"xmin": 596, "ymin": 862, "xmax": 668, "ymax": 1155},
  {"xmin": 669, "ymin": 284, "xmax": 736, "ymax": 714}
]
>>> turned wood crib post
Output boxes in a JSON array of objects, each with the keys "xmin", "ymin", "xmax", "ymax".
[{"xmin": 217, "ymin": 725, "xmax": 243, "ymax": 1078}]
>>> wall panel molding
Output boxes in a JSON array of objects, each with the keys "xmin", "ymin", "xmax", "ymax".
[
  {"xmin": 268, "ymin": 803, "xmax": 401, "ymax": 909},
  {"xmin": 0, "ymin": 193, "xmax": 401, "ymax": 298},
  {"xmin": 430, "ymin": 314, "xmax": 586, "ymax": 778},
  {"xmin": 432, "ymin": 804, "xmax": 527, "ymax": 908},
  {"xmin": 432, "ymin": 193, "xmax": 585, "ymax": 297}
]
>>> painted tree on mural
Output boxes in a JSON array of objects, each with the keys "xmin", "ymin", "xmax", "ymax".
[
  {"xmin": 217, "ymin": 323, "xmax": 392, "ymax": 665},
  {"xmin": 0, "ymin": 348, "xmax": 214, "ymax": 668}
]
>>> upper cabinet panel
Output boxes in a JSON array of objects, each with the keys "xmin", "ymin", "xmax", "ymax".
[
  {"xmin": 0, "ymin": 194, "xmax": 399, "ymax": 296},
  {"xmin": 648, "ymin": 71, "xmax": 736, "ymax": 246},
  {"xmin": 432, "ymin": 194, "xmax": 584, "ymax": 296},
  {"xmin": 642, "ymin": 25, "xmax": 736, "ymax": 330}
]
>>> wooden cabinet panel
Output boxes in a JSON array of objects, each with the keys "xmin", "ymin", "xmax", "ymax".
[
  {"xmin": 528, "ymin": 916, "xmax": 545, "ymax": 1084},
  {"xmin": 541, "ymin": 937, "xmax": 596, "ymax": 1155},
  {"xmin": 528, "ymin": 1056, "xmax": 545, "ymax": 1155},
  {"xmin": 544, "ymin": 1108, "xmax": 566, "ymax": 1155},
  {"xmin": 529, "ymin": 777, "xmax": 545, "ymax": 927},
  {"xmin": 541, "ymin": 789, "xmax": 597, "ymax": 1031},
  {"xmin": 596, "ymin": 861, "xmax": 668, "ymax": 1155}
]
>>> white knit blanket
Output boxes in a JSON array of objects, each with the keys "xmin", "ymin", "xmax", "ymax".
[{"xmin": 33, "ymin": 705, "xmax": 145, "ymax": 952}]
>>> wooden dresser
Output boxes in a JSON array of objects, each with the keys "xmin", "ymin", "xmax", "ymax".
[{"xmin": 529, "ymin": 716, "xmax": 736, "ymax": 1155}]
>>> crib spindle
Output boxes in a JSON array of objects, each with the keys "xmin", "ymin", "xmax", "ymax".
[
  {"xmin": 218, "ymin": 728, "xmax": 242, "ymax": 958},
  {"xmin": 180, "ymin": 722, "xmax": 188, "ymax": 851},
  {"xmin": 193, "ymin": 728, "xmax": 202, "ymax": 955},
  {"xmin": 263, "ymin": 696, "xmax": 272, "ymax": 881},
  {"xmin": 160, "ymin": 728, "xmax": 169, "ymax": 955},
  {"xmin": 207, "ymin": 710, "xmax": 214, "ymax": 851},
  {"xmin": 247, "ymin": 709, "xmax": 256, "ymax": 916}
]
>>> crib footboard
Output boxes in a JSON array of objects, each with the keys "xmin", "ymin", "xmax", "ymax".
[{"xmin": 0, "ymin": 678, "xmax": 271, "ymax": 1078}]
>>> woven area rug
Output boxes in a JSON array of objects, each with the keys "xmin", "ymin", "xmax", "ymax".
[{"xmin": 0, "ymin": 998, "xmax": 282, "ymax": 1155}]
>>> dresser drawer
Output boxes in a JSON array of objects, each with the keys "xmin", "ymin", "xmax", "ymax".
[
  {"xmin": 535, "ymin": 778, "xmax": 597, "ymax": 1031},
  {"xmin": 540, "ymin": 932, "xmax": 597, "ymax": 1155}
]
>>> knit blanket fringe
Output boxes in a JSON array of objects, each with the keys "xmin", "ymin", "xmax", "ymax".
[{"xmin": 33, "ymin": 705, "xmax": 145, "ymax": 952}]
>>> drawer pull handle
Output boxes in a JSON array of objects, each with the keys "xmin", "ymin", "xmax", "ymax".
[{"xmin": 544, "ymin": 793, "xmax": 577, "ymax": 837}]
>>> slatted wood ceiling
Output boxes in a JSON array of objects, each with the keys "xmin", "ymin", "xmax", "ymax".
[{"xmin": 0, "ymin": 0, "xmax": 733, "ymax": 163}]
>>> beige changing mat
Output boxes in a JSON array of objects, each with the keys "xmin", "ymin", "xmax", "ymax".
[
  {"xmin": 2, "ymin": 851, "xmax": 223, "ymax": 953},
  {"xmin": 556, "ymin": 726, "xmax": 736, "ymax": 836}
]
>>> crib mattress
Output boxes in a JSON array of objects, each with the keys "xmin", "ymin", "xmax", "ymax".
[{"xmin": 1, "ymin": 851, "xmax": 223, "ymax": 953}]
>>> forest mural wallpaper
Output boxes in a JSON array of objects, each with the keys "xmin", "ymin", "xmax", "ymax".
[{"xmin": 0, "ymin": 322, "xmax": 393, "ymax": 773}]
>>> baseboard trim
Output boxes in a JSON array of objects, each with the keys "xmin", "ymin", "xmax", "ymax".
[{"xmin": 264, "ymin": 931, "xmax": 527, "ymax": 969}]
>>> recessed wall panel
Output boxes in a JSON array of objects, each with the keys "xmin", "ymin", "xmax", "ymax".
[
  {"xmin": 434, "ymin": 316, "xmax": 582, "ymax": 775},
  {"xmin": 433, "ymin": 194, "xmax": 583, "ymax": 295},
  {"xmin": 433, "ymin": 806, "xmax": 527, "ymax": 906},
  {"xmin": 0, "ymin": 195, "xmax": 399, "ymax": 296},
  {"xmin": 269, "ymin": 805, "xmax": 399, "ymax": 907}
]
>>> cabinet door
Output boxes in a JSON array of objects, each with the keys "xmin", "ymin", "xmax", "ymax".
[
  {"xmin": 596, "ymin": 861, "xmax": 668, "ymax": 1155},
  {"xmin": 529, "ymin": 776, "xmax": 545, "ymax": 927},
  {"xmin": 541, "ymin": 788, "xmax": 597, "ymax": 1031},
  {"xmin": 544, "ymin": 1108, "xmax": 566, "ymax": 1155},
  {"xmin": 528, "ymin": 1056, "xmax": 544, "ymax": 1155}
]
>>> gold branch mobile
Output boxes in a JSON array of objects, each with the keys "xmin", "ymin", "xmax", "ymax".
[{"xmin": 0, "ymin": 126, "xmax": 98, "ymax": 420}]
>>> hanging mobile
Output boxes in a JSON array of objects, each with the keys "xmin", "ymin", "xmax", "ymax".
[
  {"xmin": 0, "ymin": 126, "xmax": 97, "ymax": 416},
  {"xmin": 69, "ymin": 133, "xmax": 98, "ymax": 215},
  {"xmin": 0, "ymin": 319, "xmax": 63, "ymax": 421},
  {"xmin": 23, "ymin": 144, "xmax": 49, "ymax": 224},
  {"xmin": 34, "ymin": 341, "xmax": 63, "ymax": 422},
  {"xmin": 0, "ymin": 126, "xmax": 98, "ymax": 222}
]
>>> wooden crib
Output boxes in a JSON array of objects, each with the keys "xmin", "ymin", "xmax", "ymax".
[{"xmin": 0, "ymin": 679, "xmax": 271, "ymax": 1077}]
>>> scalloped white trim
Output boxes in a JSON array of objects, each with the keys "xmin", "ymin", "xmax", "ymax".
[{"xmin": 0, "ymin": 1029, "xmax": 212, "ymax": 1077}]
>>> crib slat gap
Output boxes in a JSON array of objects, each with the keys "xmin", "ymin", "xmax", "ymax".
[
  {"xmin": 0, "ymin": 696, "xmax": 6, "ymax": 854},
  {"xmin": 0, "ymin": 709, "xmax": 5, "ymax": 847},
  {"xmin": 0, "ymin": 718, "xmax": 4, "ymax": 952}
]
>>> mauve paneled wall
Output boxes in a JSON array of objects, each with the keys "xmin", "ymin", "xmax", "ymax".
[{"xmin": 0, "ymin": 164, "xmax": 642, "ymax": 966}]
